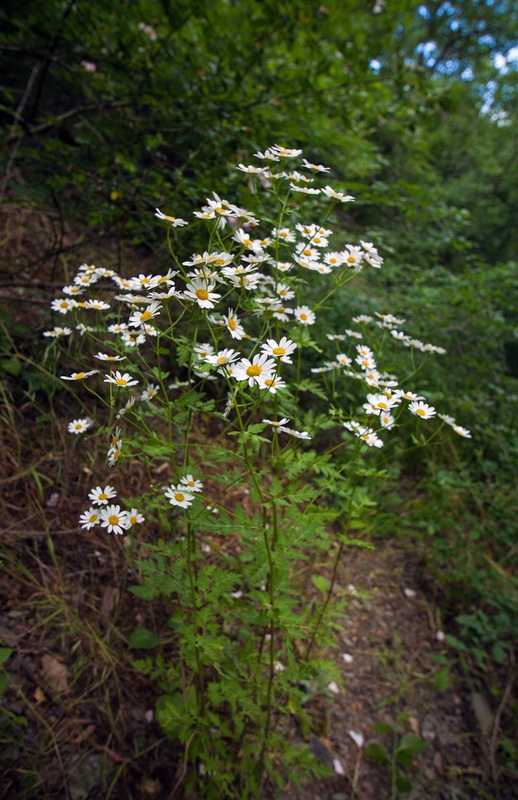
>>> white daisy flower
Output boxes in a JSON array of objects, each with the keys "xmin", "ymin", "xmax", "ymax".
[
  {"xmin": 277, "ymin": 426, "xmax": 312, "ymax": 440},
  {"xmin": 62, "ymin": 285, "xmax": 84, "ymax": 296},
  {"xmin": 452, "ymin": 424, "xmax": 472, "ymax": 438},
  {"xmin": 61, "ymin": 370, "xmax": 98, "ymax": 381},
  {"xmin": 258, "ymin": 376, "xmax": 286, "ymax": 393},
  {"xmin": 140, "ymin": 384, "xmax": 160, "ymax": 402},
  {"xmin": 127, "ymin": 508, "xmax": 145, "ymax": 526},
  {"xmin": 336, "ymin": 354, "xmax": 352, "ymax": 366},
  {"xmin": 301, "ymin": 159, "xmax": 330, "ymax": 173},
  {"xmin": 270, "ymin": 144, "xmax": 303, "ymax": 158},
  {"xmin": 262, "ymin": 418, "xmax": 291, "ymax": 428},
  {"xmin": 206, "ymin": 349, "xmax": 239, "ymax": 367},
  {"xmin": 324, "ymin": 252, "xmax": 344, "ymax": 267},
  {"xmin": 260, "ymin": 337, "xmax": 297, "ymax": 364},
  {"xmin": 108, "ymin": 322, "xmax": 128, "ymax": 333},
  {"xmin": 236, "ymin": 163, "xmax": 268, "ymax": 174},
  {"xmin": 88, "ymin": 485, "xmax": 117, "ymax": 505},
  {"xmin": 408, "ymin": 400, "xmax": 436, "ymax": 420},
  {"xmin": 104, "ymin": 371, "xmax": 139, "ymax": 388},
  {"xmin": 224, "ymin": 309, "xmax": 246, "ymax": 340},
  {"xmin": 79, "ymin": 507, "xmax": 102, "ymax": 530},
  {"xmin": 43, "ymin": 327, "xmax": 73, "ymax": 339},
  {"xmin": 179, "ymin": 475, "xmax": 203, "ymax": 493},
  {"xmin": 121, "ymin": 331, "xmax": 146, "ymax": 347},
  {"xmin": 363, "ymin": 393, "xmax": 399, "ymax": 415},
  {"xmin": 321, "ymin": 186, "xmax": 355, "ymax": 202},
  {"xmin": 100, "ymin": 504, "xmax": 130, "ymax": 535},
  {"xmin": 294, "ymin": 305, "xmax": 315, "ymax": 325},
  {"xmin": 84, "ymin": 299, "xmax": 110, "ymax": 311},
  {"xmin": 380, "ymin": 412, "xmax": 395, "ymax": 429},
  {"xmin": 154, "ymin": 208, "xmax": 188, "ymax": 226},
  {"xmin": 289, "ymin": 183, "xmax": 321, "ymax": 194},
  {"xmin": 68, "ymin": 418, "xmax": 92, "ymax": 434},
  {"xmin": 394, "ymin": 389, "xmax": 424, "ymax": 402},
  {"xmin": 184, "ymin": 279, "xmax": 221, "ymax": 309},
  {"xmin": 164, "ymin": 484, "xmax": 194, "ymax": 509},
  {"xmin": 51, "ymin": 298, "xmax": 77, "ymax": 314},
  {"xmin": 94, "ymin": 352, "xmax": 126, "ymax": 362},
  {"xmin": 271, "ymin": 227, "xmax": 296, "ymax": 243},
  {"xmin": 115, "ymin": 396, "xmax": 136, "ymax": 419},
  {"xmin": 128, "ymin": 301, "xmax": 161, "ymax": 327},
  {"xmin": 232, "ymin": 354, "xmax": 276, "ymax": 387}
]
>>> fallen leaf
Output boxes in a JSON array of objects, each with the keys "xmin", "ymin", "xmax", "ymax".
[
  {"xmin": 72, "ymin": 724, "xmax": 96, "ymax": 745},
  {"xmin": 100, "ymin": 587, "xmax": 118, "ymax": 625},
  {"xmin": 33, "ymin": 686, "xmax": 46, "ymax": 704},
  {"xmin": 41, "ymin": 655, "xmax": 70, "ymax": 694}
]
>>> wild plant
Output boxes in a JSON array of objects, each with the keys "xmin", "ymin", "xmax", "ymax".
[{"xmin": 44, "ymin": 145, "xmax": 471, "ymax": 798}]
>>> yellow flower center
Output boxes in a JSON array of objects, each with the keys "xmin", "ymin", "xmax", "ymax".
[
  {"xmin": 300, "ymin": 314, "xmax": 308, "ymax": 321},
  {"xmin": 217, "ymin": 356, "xmax": 227, "ymax": 364},
  {"xmin": 272, "ymin": 347, "xmax": 285, "ymax": 356},
  {"xmin": 302, "ymin": 249, "xmax": 312, "ymax": 256},
  {"xmin": 378, "ymin": 402, "xmax": 388, "ymax": 409},
  {"xmin": 115, "ymin": 378, "xmax": 128, "ymax": 385},
  {"xmin": 89, "ymin": 514, "xmax": 98, "ymax": 522},
  {"xmin": 140, "ymin": 310, "xmax": 152, "ymax": 322},
  {"xmin": 246, "ymin": 365, "xmax": 262, "ymax": 377},
  {"xmin": 130, "ymin": 515, "xmax": 137, "ymax": 524},
  {"xmin": 416, "ymin": 408, "xmax": 425, "ymax": 416},
  {"xmin": 74, "ymin": 372, "xmax": 85, "ymax": 379},
  {"xmin": 196, "ymin": 289, "xmax": 209, "ymax": 301},
  {"xmin": 141, "ymin": 278, "xmax": 150, "ymax": 284},
  {"xmin": 264, "ymin": 379, "xmax": 275, "ymax": 387},
  {"xmin": 228, "ymin": 318, "xmax": 237, "ymax": 330},
  {"xmin": 60, "ymin": 302, "xmax": 68, "ymax": 308},
  {"xmin": 347, "ymin": 256, "xmax": 356, "ymax": 263},
  {"xmin": 74, "ymin": 424, "xmax": 82, "ymax": 430},
  {"xmin": 214, "ymin": 259, "xmax": 225, "ymax": 266},
  {"xmin": 174, "ymin": 492, "xmax": 185, "ymax": 502},
  {"xmin": 99, "ymin": 493, "xmax": 107, "ymax": 500},
  {"xmin": 108, "ymin": 514, "xmax": 119, "ymax": 525}
]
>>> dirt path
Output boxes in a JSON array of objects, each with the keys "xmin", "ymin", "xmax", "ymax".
[{"xmin": 280, "ymin": 543, "xmax": 488, "ymax": 800}]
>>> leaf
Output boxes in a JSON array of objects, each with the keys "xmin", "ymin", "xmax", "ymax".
[
  {"xmin": 396, "ymin": 733, "xmax": 428, "ymax": 766},
  {"xmin": 395, "ymin": 771, "xmax": 413, "ymax": 793},
  {"xmin": 311, "ymin": 575, "xmax": 330, "ymax": 594},
  {"xmin": 372, "ymin": 722, "xmax": 392, "ymax": 735},
  {"xmin": 0, "ymin": 648, "xmax": 13, "ymax": 665},
  {"xmin": 129, "ymin": 627, "xmax": 160, "ymax": 649},
  {"xmin": 433, "ymin": 666, "xmax": 452, "ymax": 691},
  {"xmin": 41, "ymin": 655, "xmax": 70, "ymax": 694},
  {"xmin": 364, "ymin": 740, "xmax": 390, "ymax": 766}
]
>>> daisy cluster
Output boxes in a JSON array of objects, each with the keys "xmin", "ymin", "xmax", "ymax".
[
  {"xmin": 46, "ymin": 145, "xmax": 470, "ymax": 528},
  {"xmin": 314, "ymin": 315, "xmax": 471, "ymax": 446},
  {"xmin": 79, "ymin": 484, "xmax": 144, "ymax": 534},
  {"xmin": 47, "ymin": 146, "xmax": 383, "ymax": 438}
]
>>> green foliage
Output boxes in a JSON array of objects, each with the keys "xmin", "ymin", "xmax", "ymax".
[{"xmin": 366, "ymin": 714, "xmax": 428, "ymax": 798}]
